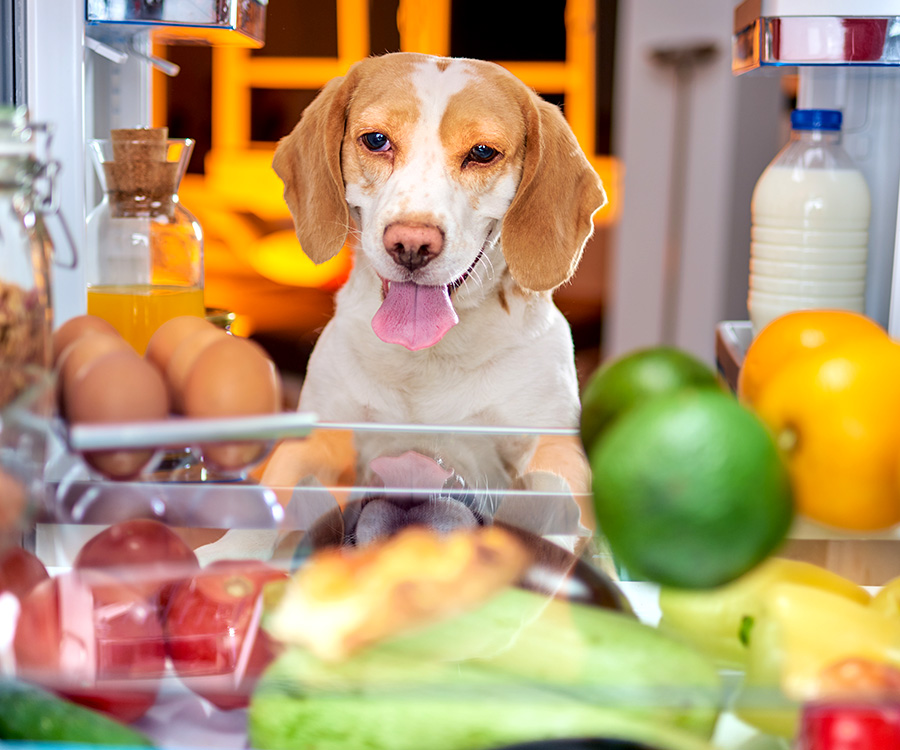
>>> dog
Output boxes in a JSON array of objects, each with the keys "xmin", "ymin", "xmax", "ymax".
[{"xmin": 221, "ymin": 52, "xmax": 606, "ymax": 561}]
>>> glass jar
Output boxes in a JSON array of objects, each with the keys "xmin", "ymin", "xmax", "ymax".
[
  {"xmin": 0, "ymin": 105, "xmax": 54, "ymax": 408},
  {"xmin": 85, "ymin": 127, "xmax": 205, "ymax": 354}
]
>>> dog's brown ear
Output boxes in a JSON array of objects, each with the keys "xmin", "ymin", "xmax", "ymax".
[
  {"xmin": 501, "ymin": 94, "xmax": 607, "ymax": 291},
  {"xmin": 273, "ymin": 72, "xmax": 356, "ymax": 264}
]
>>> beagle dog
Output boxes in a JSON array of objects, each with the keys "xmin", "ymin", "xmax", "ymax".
[{"xmin": 259, "ymin": 52, "xmax": 606, "ymax": 540}]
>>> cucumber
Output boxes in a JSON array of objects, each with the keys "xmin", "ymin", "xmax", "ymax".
[{"xmin": 0, "ymin": 680, "xmax": 155, "ymax": 747}]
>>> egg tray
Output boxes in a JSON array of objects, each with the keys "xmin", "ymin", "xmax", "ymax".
[
  {"xmin": 17, "ymin": 409, "xmax": 318, "ymax": 506},
  {"xmin": 36, "ymin": 417, "xmax": 594, "ymax": 547},
  {"xmin": 0, "ymin": 360, "xmax": 316, "ymax": 472}
]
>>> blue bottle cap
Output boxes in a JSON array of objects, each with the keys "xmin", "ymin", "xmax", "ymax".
[{"xmin": 791, "ymin": 109, "xmax": 843, "ymax": 131}]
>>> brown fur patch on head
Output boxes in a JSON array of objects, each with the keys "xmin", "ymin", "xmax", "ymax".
[
  {"xmin": 439, "ymin": 62, "xmax": 527, "ymax": 207},
  {"xmin": 340, "ymin": 55, "xmax": 426, "ymax": 196},
  {"xmin": 344, "ymin": 54, "xmax": 426, "ymax": 136},
  {"xmin": 273, "ymin": 53, "xmax": 430, "ymax": 263}
]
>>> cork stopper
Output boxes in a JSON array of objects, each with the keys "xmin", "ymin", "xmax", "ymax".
[
  {"xmin": 102, "ymin": 127, "xmax": 179, "ymax": 218},
  {"xmin": 111, "ymin": 127, "xmax": 168, "ymax": 162}
]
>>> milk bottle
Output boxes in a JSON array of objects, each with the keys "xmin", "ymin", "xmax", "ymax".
[{"xmin": 748, "ymin": 109, "xmax": 871, "ymax": 335}]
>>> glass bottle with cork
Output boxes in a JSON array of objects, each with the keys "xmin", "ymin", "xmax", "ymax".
[{"xmin": 85, "ymin": 127, "xmax": 204, "ymax": 354}]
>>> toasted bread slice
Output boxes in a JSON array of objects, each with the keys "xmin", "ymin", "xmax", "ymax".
[{"xmin": 267, "ymin": 525, "xmax": 531, "ymax": 661}]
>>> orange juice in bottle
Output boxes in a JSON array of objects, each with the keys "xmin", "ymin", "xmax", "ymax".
[
  {"xmin": 87, "ymin": 284, "xmax": 205, "ymax": 354},
  {"xmin": 85, "ymin": 129, "xmax": 205, "ymax": 353}
]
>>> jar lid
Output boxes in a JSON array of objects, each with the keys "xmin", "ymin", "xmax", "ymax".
[{"xmin": 791, "ymin": 109, "xmax": 842, "ymax": 132}]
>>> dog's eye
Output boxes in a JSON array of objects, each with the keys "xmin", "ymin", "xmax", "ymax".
[
  {"xmin": 465, "ymin": 144, "xmax": 499, "ymax": 165},
  {"xmin": 361, "ymin": 132, "xmax": 390, "ymax": 152}
]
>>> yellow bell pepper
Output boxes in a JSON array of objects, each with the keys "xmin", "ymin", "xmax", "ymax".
[
  {"xmin": 657, "ymin": 557, "xmax": 870, "ymax": 669},
  {"xmin": 735, "ymin": 582, "xmax": 900, "ymax": 738},
  {"xmin": 871, "ymin": 574, "xmax": 900, "ymax": 619}
]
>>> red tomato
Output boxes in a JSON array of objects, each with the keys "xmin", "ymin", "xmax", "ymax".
[
  {"xmin": 74, "ymin": 518, "xmax": 199, "ymax": 609},
  {"xmin": 164, "ymin": 559, "xmax": 289, "ymax": 710},
  {"xmin": 799, "ymin": 701, "xmax": 900, "ymax": 749},
  {"xmin": 14, "ymin": 570, "xmax": 166, "ymax": 723},
  {"xmin": 0, "ymin": 547, "xmax": 49, "ymax": 600}
]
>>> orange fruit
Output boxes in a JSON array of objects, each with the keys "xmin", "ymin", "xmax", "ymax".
[
  {"xmin": 738, "ymin": 310, "xmax": 887, "ymax": 409},
  {"xmin": 754, "ymin": 336, "xmax": 900, "ymax": 531}
]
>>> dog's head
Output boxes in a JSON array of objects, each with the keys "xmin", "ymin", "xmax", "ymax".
[{"xmin": 273, "ymin": 52, "xmax": 606, "ymax": 350}]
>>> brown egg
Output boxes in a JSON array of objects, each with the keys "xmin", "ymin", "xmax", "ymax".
[
  {"xmin": 57, "ymin": 332, "xmax": 133, "ymax": 419},
  {"xmin": 66, "ymin": 349, "xmax": 171, "ymax": 480},
  {"xmin": 182, "ymin": 336, "xmax": 283, "ymax": 471},
  {"xmin": 145, "ymin": 315, "xmax": 216, "ymax": 376},
  {"xmin": 52, "ymin": 315, "xmax": 121, "ymax": 366},
  {"xmin": 165, "ymin": 326, "xmax": 228, "ymax": 413},
  {"xmin": 201, "ymin": 441, "xmax": 269, "ymax": 473}
]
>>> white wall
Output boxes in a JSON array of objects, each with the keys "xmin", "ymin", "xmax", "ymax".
[
  {"xmin": 604, "ymin": 0, "xmax": 784, "ymax": 364},
  {"xmin": 26, "ymin": 1, "xmax": 153, "ymax": 327},
  {"xmin": 26, "ymin": 0, "xmax": 87, "ymax": 326}
]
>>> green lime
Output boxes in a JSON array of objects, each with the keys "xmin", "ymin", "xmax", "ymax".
[
  {"xmin": 580, "ymin": 347, "xmax": 720, "ymax": 455},
  {"xmin": 590, "ymin": 389, "xmax": 793, "ymax": 589}
]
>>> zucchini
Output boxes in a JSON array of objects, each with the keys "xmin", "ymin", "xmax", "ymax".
[
  {"xmin": 0, "ymin": 680, "xmax": 155, "ymax": 747},
  {"xmin": 249, "ymin": 587, "xmax": 723, "ymax": 750}
]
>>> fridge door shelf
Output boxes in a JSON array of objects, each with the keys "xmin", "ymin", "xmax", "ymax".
[
  {"xmin": 733, "ymin": 1, "xmax": 900, "ymax": 73},
  {"xmin": 86, "ymin": 0, "xmax": 267, "ymax": 48}
]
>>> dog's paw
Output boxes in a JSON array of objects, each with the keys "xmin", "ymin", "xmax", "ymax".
[{"xmin": 493, "ymin": 470, "xmax": 590, "ymax": 553}]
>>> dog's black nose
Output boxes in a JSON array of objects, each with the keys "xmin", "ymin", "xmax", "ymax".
[{"xmin": 384, "ymin": 223, "xmax": 444, "ymax": 271}]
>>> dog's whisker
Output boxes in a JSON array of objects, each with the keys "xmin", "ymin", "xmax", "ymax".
[
  {"xmin": 345, "ymin": 226, "xmax": 363, "ymax": 242},
  {"xmin": 328, "ymin": 216, "xmax": 362, "ymax": 240},
  {"xmin": 460, "ymin": 269, "xmax": 477, "ymax": 296},
  {"xmin": 453, "ymin": 246, "xmax": 493, "ymax": 297},
  {"xmin": 467, "ymin": 256, "xmax": 491, "ymax": 292},
  {"xmin": 481, "ymin": 253, "xmax": 496, "ymax": 283}
]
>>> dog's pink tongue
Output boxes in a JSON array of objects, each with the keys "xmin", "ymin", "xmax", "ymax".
[
  {"xmin": 369, "ymin": 451, "xmax": 454, "ymax": 490},
  {"xmin": 372, "ymin": 281, "xmax": 458, "ymax": 350}
]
